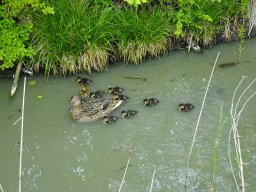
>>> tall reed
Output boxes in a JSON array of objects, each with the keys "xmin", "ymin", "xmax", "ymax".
[
  {"xmin": 210, "ymin": 105, "xmax": 227, "ymax": 191},
  {"xmin": 228, "ymin": 77, "xmax": 256, "ymax": 192}
]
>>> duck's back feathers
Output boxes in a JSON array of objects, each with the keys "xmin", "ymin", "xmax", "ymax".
[{"xmin": 69, "ymin": 96, "xmax": 122, "ymax": 122}]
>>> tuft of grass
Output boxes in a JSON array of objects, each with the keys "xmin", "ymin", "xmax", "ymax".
[
  {"xmin": 114, "ymin": 6, "xmax": 175, "ymax": 65},
  {"xmin": 30, "ymin": 0, "xmax": 115, "ymax": 75}
]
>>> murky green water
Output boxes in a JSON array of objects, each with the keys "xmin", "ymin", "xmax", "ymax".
[{"xmin": 1, "ymin": 38, "xmax": 256, "ymax": 192}]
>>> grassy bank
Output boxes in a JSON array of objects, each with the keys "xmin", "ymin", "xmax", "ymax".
[{"xmin": 1, "ymin": 0, "xmax": 251, "ymax": 75}]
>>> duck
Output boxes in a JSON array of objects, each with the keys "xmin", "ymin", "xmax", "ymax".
[
  {"xmin": 90, "ymin": 91, "xmax": 104, "ymax": 99},
  {"xmin": 113, "ymin": 94, "xmax": 129, "ymax": 102},
  {"xmin": 178, "ymin": 103, "xmax": 195, "ymax": 112},
  {"xmin": 79, "ymin": 85, "xmax": 90, "ymax": 98},
  {"xmin": 107, "ymin": 87, "xmax": 124, "ymax": 95},
  {"xmin": 121, "ymin": 110, "xmax": 137, "ymax": 118},
  {"xmin": 102, "ymin": 115, "xmax": 119, "ymax": 124},
  {"xmin": 69, "ymin": 96, "xmax": 122, "ymax": 123},
  {"xmin": 143, "ymin": 98, "xmax": 159, "ymax": 106},
  {"xmin": 76, "ymin": 76, "xmax": 93, "ymax": 85}
]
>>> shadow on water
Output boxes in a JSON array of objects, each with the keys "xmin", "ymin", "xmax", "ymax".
[{"xmin": 1, "ymin": 38, "xmax": 256, "ymax": 191}]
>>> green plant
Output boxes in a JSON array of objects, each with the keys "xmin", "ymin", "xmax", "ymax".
[
  {"xmin": 0, "ymin": 0, "xmax": 54, "ymax": 70},
  {"xmin": 114, "ymin": 5, "xmax": 175, "ymax": 64},
  {"xmin": 211, "ymin": 105, "xmax": 227, "ymax": 189},
  {"xmin": 30, "ymin": 0, "xmax": 115, "ymax": 75},
  {"xmin": 0, "ymin": 18, "xmax": 34, "ymax": 69},
  {"xmin": 124, "ymin": 0, "xmax": 148, "ymax": 7}
]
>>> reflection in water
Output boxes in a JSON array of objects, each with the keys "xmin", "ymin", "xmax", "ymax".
[{"xmin": 1, "ymin": 38, "xmax": 256, "ymax": 191}]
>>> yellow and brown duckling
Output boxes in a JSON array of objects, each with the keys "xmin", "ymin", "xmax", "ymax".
[
  {"xmin": 69, "ymin": 96, "xmax": 122, "ymax": 123},
  {"xmin": 121, "ymin": 110, "xmax": 137, "ymax": 118},
  {"xmin": 143, "ymin": 98, "xmax": 159, "ymax": 106},
  {"xmin": 79, "ymin": 85, "xmax": 90, "ymax": 98},
  {"xmin": 107, "ymin": 87, "xmax": 124, "ymax": 95},
  {"xmin": 178, "ymin": 103, "xmax": 195, "ymax": 112},
  {"xmin": 76, "ymin": 76, "xmax": 93, "ymax": 85},
  {"xmin": 102, "ymin": 115, "xmax": 119, "ymax": 124},
  {"xmin": 90, "ymin": 91, "xmax": 104, "ymax": 99},
  {"xmin": 114, "ymin": 94, "xmax": 129, "ymax": 102}
]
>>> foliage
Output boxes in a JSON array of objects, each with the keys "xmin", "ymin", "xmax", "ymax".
[
  {"xmin": 0, "ymin": 18, "xmax": 34, "ymax": 69},
  {"xmin": 0, "ymin": 0, "xmax": 54, "ymax": 70},
  {"xmin": 114, "ymin": 5, "xmax": 175, "ymax": 64},
  {"xmin": 124, "ymin": 0, "xmax": 148, "ymax": 6},
  {"xmin": 172, "ymin": 0, "xmax": 249, "ymax": 43},
  {"xmin": 30, "ymin": 0, "xmax": 115, "ymax": 75}
]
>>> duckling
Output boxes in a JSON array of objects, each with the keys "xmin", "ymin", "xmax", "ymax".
[
  {"xmin": 114, "ymin": 94, "xmax": 129, "ymax": 102},
  {"xmin": 90, "ymin": 91, "xmax": 104, "ymax": 99},
  {"xmin": 69, "ymin": 96, "xmax": 122, "ymax": 123},
  {"xmin": 107, "ymin": 87, "xmax": 124, "ymax": 95},
  {"xmin": 79, "ymin": 85, "xmax": 90, "ymax": 98},
  {"xmin": 178, "ymin": 103, "xmax": 195, "ymax": 112},
  {"xmin": 76, "ymin": 76, "xmax": 92, "ymax": 85},
  {"xmin": 121, "ymin": 110, "xmax": 137, "ymax": 118},
  {"xmin": 102, "ymin": 115, "xmax": 119, "ymax": 124},
  {"xmin": 143, "ymin": 98, "xmax": 159, "ymax": 106}
]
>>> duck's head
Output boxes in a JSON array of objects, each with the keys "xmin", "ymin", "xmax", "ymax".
[
  {"xmin": 90, "ymin": 92, "xmax": 96, "ymax": 98},
  {"xmin": 178, "ymin": 103, "xmax": 185, "ymax": 111},
  {"xmin": 107, "ymin": 87, "xmax": 114, "ymax": 94},
  {"xmin": 76, "ymin": 77, "xmax": 82, "ymax": 83},
  {"xmin": 81, "ymin": 85, "xmax": 88, "ymax": 91},
  {"xmin": 69, "ymin": 96, "xmax": 82, "ymax": 112},
  {"xmin": 121, "ymin": 111, "xmax": 127, "ymax": 118},
  {"xmin": 143, "ymin": 99, "xmax": 149, "ymax": 105}
]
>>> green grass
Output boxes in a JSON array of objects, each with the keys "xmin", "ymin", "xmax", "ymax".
[
  {"xmin": 27, "ymin": 0, "xmax": 249, "ymax": 75},
  {"xmin": 211, "ymin": 105, "xmax": 227, "ymax": 190},
  {"xmin": 30, "ymin": 0, "xmax": 116, "ymax": 75},
  {"xmin": 113, "ymin": 6, "xmax": 175, "ymax": 65}
]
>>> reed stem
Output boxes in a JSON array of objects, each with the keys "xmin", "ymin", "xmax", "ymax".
[
  {"xmin": 119, "ymin": 157, "xmax": 130, "ymax": 192},
  {"xmin": 228, "ymin": 77, "xmax": 256, "ymax": 192},
  {"xmin": 185, "ymin": 52, "xmax": 220, "ymax": 186},
  {"xmin": 0, "ymin": 183, "xmax": 4, "ymax": 192},
  {"xmin": 149, "ymin": 169, "xmax": 156, "ymax": 192},
  {"xmin": 19, "ymin": 77, "xmax": 26, "ymax": 192}
]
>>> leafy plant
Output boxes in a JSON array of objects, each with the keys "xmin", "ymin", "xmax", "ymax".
[
  {"xmin": 0, "ymin": 18, "xmax": 34, "ymax": 69},
  {"xmin": 0, "ymin": 0, "xmax": 54, "ymax": 70}
]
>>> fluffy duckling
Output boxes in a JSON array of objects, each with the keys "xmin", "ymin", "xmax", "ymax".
[
  {"xmin": 76, "ymin": 76, "xmax": 93, "ymax": 85},
  {"xmin": 79, "ymin": 85, "xmax": 90, "ymax": 98},
  {"xmin": 102, "ymin": 115, "xmax": 119, "ymax": 124},
  {"xmin": 143, "ymin": 98, "xmax": 159, "ymax": 106},
  {"xmin": 114, "ymin": 94, "xmax": 129, "ymax": 102},
  {"xmin": 90, "ymin": 91, "xmax": 104, "ymax": 99},
  {"xmin": 178, "ymin": 103, "xmax": 195, "ymax": 112},
  {"xmin": 107, "ymin": 87, "xmax": 124, "ymax": 95},
  {"xmin": 121, "ymin": 110, "xmax": 137, "ymax": 118}
]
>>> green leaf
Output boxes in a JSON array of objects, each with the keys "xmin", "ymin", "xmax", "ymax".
[{"xmin": 29, "ymin": 80, "xmax": 37, "ymax": 85}]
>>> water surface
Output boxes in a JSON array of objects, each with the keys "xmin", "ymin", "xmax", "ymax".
[{"xmin": 1, "ymin": 38, "xmax": 256, "ymax": 191}]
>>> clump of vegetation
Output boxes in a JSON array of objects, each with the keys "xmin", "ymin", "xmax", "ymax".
[
  {"xmin": 0, "ymin": 0, "xmax": 54, "ymax": 70},
  {"xmin": 30, "ymin": 0, "xmax": 115, "ymax": 75},
  {"xmin": 1, "ymin": 0, "xmax": 250, "ymax": 75},
  {"xmin": 114, "ymin": 6, "xmax": 174, "ymax": 65}
]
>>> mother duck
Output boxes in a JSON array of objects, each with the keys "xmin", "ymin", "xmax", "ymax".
[{"xmin": 69, "ymin": 96, "xmax": 122, "ymax": 123}]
